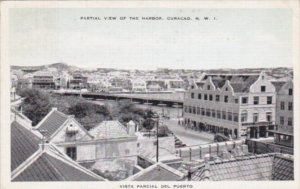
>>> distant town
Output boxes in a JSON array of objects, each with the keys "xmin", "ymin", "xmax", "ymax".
[{"xmin": 10, "ymin": 63, "xmax": 294, "ymax": 181}]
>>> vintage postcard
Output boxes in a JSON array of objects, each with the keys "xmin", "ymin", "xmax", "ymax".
[{"xmin": 1, "ymin": 0, "xmax": 299, "ymax": 189}]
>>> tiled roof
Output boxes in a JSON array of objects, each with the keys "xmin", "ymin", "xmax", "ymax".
[
  {"xmin": 126, "ymin": 162, "xmax": 184, "ymax": 181},
  {"xmin": 13, "ymin": 153, "xmax": 103, "ymax": 181},
  {"xmin": 271, "ymin": 81, "xmax": 286, "ymax": 92},
  {"xmin": 204, "ymin": 75, "xmax": 259, "ymax": 93},
  {"xmin": 191, "ymin": 153, "xmax": 294, "ymax": 181},
  {"xmin": 272, "ymin": 154, "xmax": 294, "ymax": 180},
  {"xmin": 36, "ymin": 109, "xmax": 68, "ymax": 138},
  {"xmin": 89, "ymin": 121, "xmax": 130, "ymax": 139},
  {"xmin": 11, "ymin": 121, "xmax": 41, "ymax": 171},
  {"xmin": 230, "ymin": 75, "xmax": 259, "ymax": 93}
]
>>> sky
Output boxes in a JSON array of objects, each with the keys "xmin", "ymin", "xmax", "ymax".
[{"xmin": 9, "ymin": 8, "xmax": 292, "ymax": 70}]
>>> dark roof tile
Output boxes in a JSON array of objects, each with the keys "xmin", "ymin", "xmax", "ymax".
[
  {"xmin": 13, "ymin": 153, "xmax": 103, "ymax": 181},
  {"xmin": 11, "ymin": 121, "xmax": 41, "ymax": 171},
  {"xmin": 37, "ymin": 110, "xmax": 68, "ymax": 138}
]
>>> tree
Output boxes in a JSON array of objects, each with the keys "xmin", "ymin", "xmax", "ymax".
[
  {"xmin": 158, "ymin": 125, "xmax": 170, "ymax": 137},
  {"xmin": 19, "ymin": 88, "xmax": 52, "ymax": 126},
  {"xmin": 142, "ymin": 118, "xmax": 156, "ymax": 137}
]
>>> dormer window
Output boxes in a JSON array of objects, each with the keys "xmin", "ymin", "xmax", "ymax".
[
  {"xmin": 66, "ymin": 124, "xmax": 79, "ymax": 136},
  {"xmin": 207, "ymin": 85, "xmax": 210, "ymax": 90},
  {"xmin": 225, "ymin": 87, "xmax": 228, "ymax": 91}
]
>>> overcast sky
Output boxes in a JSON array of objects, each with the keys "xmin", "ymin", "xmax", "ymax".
[{"xmin": 10, "ymin": 8, "xmax": 292, "ymax": 70}]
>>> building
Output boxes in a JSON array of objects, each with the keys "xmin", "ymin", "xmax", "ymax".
[
  {"xmin": 34, "ymin": 108, "xmax": 138, "ymax": 180},
  {"xmin": 183, "ymin": 72, "xmax": 276, "ymax": 139},
  {"xmin": 11, "ymin": 118, "xmax": 106, "ymax": 181},
  {"xmin": 131, "ymin": 78, "xmax": 147, "ymax": 92},
  {"xmin": 32, "ymin": 71, "xmax": 56, "ymax": 89},
  {"xmin": 190, "ymin": 153, "xmax": 293, "ymax": 181},
  {"xmin": 69, "ymin": 73, "xmax": 88, "ymax": 89},
  {"xmin": 269, "ymin": 80, "xmax": 293, "ymax": 147}
]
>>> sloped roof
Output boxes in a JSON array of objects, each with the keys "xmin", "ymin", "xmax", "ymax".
[
  {"xmin": 89, "ymin": 121, "xmax": 130, "ymax": 139},
  {"xmin": 229, "ymin": 75, "xmax": 259, "ymax": 93},
  {"xmin": 272, "ymin": 154, "xmax": 294, "ymax": 180},
  {"xmin": 202, "ymin": 74, "xmax": 259, "ymax": 93},
  {"xmin": 36, "ymin": 109, "xmax": 69, "ymax": 138},
  {"xmin": 271, "ymin": 81, "xmax": 286, "ymax": 92},
  {"xmin": 11, "ymin": 121, "xmax": 41, "ymax": 171},
  {"xmin": 126, "ymin": 162, "xmax": 184, "ymax": 181},
  {"xmin": 191, "ymin": 153, "xmax": 294, "ymax": 181},
  {"xmin": 13, "ymin": 153, "xmax": 103, "ymax": 181},
  {"xmin": 11, "ymin": 120, "xmax": 105, "ymax": 181}
]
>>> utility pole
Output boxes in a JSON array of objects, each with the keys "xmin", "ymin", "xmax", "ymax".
[
  {"xmin": 152, "ymin": 113, "xmax": 159, "ymax": 162},
  {"xmin": 156, "ymin": 117, "xmax": 159, "ymax": 162}
]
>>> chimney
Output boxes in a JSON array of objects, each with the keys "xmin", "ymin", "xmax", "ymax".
[
  {"xmin": 203, "ymin": 154, "xmax": 210, "ymax": 180},
  {"xmin": 126, "ymin": 120, "xmax": 136, "ymax": 136}
]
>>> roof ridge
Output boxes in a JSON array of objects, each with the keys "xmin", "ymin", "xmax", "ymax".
[{"xmin": 43, "ymin": 152, "xmax": 67, "ymax": 181}]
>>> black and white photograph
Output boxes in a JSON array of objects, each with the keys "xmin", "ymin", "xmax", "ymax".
[{"xmin": 1, "ymin": 1, "xmax": 299, "ymax": 189}]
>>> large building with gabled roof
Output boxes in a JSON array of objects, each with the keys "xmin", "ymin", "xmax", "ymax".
[
  {"xmin": 183, "ymin": 72, "xmax": 276, "ymax": 139},
  {"xmin": 11, "ymin": 119, "xmax": 106, "ymax": 181}
]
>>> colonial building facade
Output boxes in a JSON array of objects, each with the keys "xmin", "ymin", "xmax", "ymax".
[
  {"xmin": 183, "ymin": 72, "xmax": 276, "ymax": 139},
  {"xmin": 270, "ymin": 80, "xmax": 293, "ymax": 147}
]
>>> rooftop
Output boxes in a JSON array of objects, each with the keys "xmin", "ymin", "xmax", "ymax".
[
  {"xmin": 89, "ymin": 120, "xmax": 131, "ymax": 140},
  {"xmin": 35, "ymin": 108, "xmax": 69, "ymax": 138},
  {"xmin": 126, "ymin": 162, "xmax": 185, "ymax": 181},
  {"xmin": 191, "ymin": 153, "xmax": 293, "ymax": 181}
]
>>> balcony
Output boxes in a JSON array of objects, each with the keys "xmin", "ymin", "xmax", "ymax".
[
  {"xmin": 276, "ymin": 125, "xmax": 293, "ymax": 134},
  {"xmin": 241, "ymin": 121, "xmax": 274, "ymax": 127}
]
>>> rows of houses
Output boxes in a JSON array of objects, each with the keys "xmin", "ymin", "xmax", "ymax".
[
  {"xmin": 11, "ymin": 68, "xmax": 187, "ymax": 93},
  {"xmin": 183, "ymin": 71, "xmax": 294, "ymax": 147}
]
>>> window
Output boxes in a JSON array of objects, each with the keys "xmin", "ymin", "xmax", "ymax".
[
  {"xmin": 197, "ymin": 107, "xmax": 200, "ymax": 114},
  {"xmin": 189, "ymin": 106, "xmax": 192, "ymax": 113},
  {"xmin": 267, "ymin": 96, "xmax": 272, "ymax": 104},
  {"xmin": 193, "ymin": 107, "xmax": 196, "ymax": 114},
  {"xmin": 235, "ymin": 98, "xmax": 239, "ymax": 103},
  {"xmin": 233, "ymin": 113, "xmax": 238, "ymax": 122},
  {"xmin": 201, "ymin": 108, "xmax": 205, "ymax": 115},
  {"xmin": 209, "ymin": 94, "xmax": 213, "ymax": 101},
  {"xmin": 288, "ymin": 102, "xmax": 293, "ymax": 111},
  {"xmin": 191, "ymin": 93, "xmax": 194, "ymax": 99},
  {"xmin": 280, "ymin": 116, "xmax": 284, "ymax": 125},
  {"xmin": 253, "ymin": 96, "xmax": 259, "ymax": 105},
  {"xmin": 198, "ymin": 93, "xmax": 202, "ymax": 99},
  {"xmin": 253, "ymin": 113, "xmax": 258, "ymax": 122},
  {"xmin": 224, "ymin": 96, "xmax": 228, "ymax": 103},
  {"xmin": 184, "ymin": 106, "xmax": 187, "ymax": 113},
  {"xmin": 241, "ymin": 113, "xmax": 247, "ymax": 122},
  {"xmin": 66, "ymin": 147, "xmax": 77, "ymax": 160},
  {"xmin": 207, "ymin": 85, "xmax": 210, "ymax": 90},
  {"xmin": 266, "ymin": 112, "xmax": 272, "ymax": 122},
  {"xmin": 206, "ymin": 109, "xmax": 211, "ymax": 117},
  {"xmin": 222, "ymin": 111, "xmax": 226, "ymax": 120},
  {"xmin": 217, "ymin": 110, "xmax": 221, "ymax": 119},
  {"xmin": 289, "ymin": 88, "xmax": 293, "ymax": 95},
  {"xmin": 242, "ymin": 97, "xmax": 248, "ymax": 104},
  {"xmin": 191, "ymin": 85, "xmax": 194, "ymax": 89},
  {"xmin": 228, "ymin": 112, "xmax": 232, "ymax": 121},
  {"xmin": 261, "ymin": 86, "xmax": 266, "ymax": 92},
  {"xmin": 216, "ymin": 95, "xmax": 220, "ymax": 102},
  {"xmin": 225, "ymin": 87, "xmax": 228, "ymax": 91},
  {"xmin": 280, "ymin": 102, "xmax": 285, "ymax": 110},
  {"xmin": 288, "ymin": 117, "xmax": 293, "ymax": 126},
  {"xmin": 137, "ymin": 143, "xmax": 140, "ymax": 148},
  {"xmin": 204, "ymin": 94, "xmax": 208, "ymax": 100},
  {"xmin": 125, "ymin": 149, "xmax": 130, "ymax": 155},
  {"xmin": 212, "ymin": 109, "xmax": 216, "ymax": 117}
]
